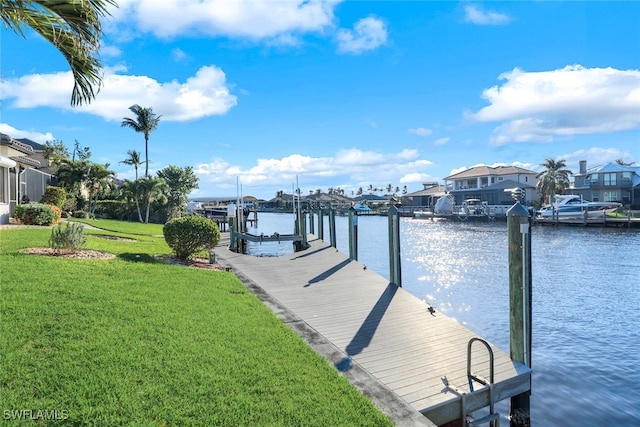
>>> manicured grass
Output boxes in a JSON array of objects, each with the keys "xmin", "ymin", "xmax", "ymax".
[{"xmin": 0, "ymin": 224, "xmax": 392, "ymax": 426}]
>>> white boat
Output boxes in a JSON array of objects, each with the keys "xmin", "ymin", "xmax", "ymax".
[{"xmin": 537, "ymin": 195, "xmax": 621, "ymax": 219}]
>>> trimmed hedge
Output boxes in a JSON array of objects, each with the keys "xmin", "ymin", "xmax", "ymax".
[
  {"xmin": 163, "ymin": 216, "xmax": 220, "ymax": 260},
  {"xmin": 14, "ymin": 203, "xmax": 58, "ymax": 226}
]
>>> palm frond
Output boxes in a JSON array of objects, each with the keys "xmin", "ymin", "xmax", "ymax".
[{"xmin": 1, "ymin": 0, "xmax": 117, "ymax": 106}]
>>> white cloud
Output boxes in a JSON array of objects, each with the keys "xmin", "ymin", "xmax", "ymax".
[
  {"xmin": 433, "ymin": 137, "xmax": 450, "ymax": 146},
  {"xmin": 100, "ymin": 44, "xmax": 123, "ymax": 58},
  {"xmin": 463, "ymin": 5, "xmax": 510, "ymax": 25},
  {"xmin": 193, "ymin": 148, "xmax": 432, "ymax": 198},
  {"xmin": 171, "ymin": 48, "xmax": 189, "ymax": 62},
  {"xmin": 0, "ymin": 123, "xmax": 54, "ymax": 143},
  {"xmin": 1, "ymin": 65, "xmax": 238, "ymax": 122},
  {"xmin": 470, "ymin": 65, "xmax": 640, "ymax": 145},
  {"xmin": 336, "ymin": 16, "xmax": 387, "ymax": 54},
  {"xmin": 109, "ymin": 0, "xmax": 340, "ymax": 43},
  {"xmin": 408, "ymin": 127, "xmax": 432, "ymax": 136},
  {"xmin": 560, "ymin": 147, "xmax": 636, "ymax": 171}
]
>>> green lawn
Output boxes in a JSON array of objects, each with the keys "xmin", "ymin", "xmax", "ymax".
[{"xmin": 0, "ymin": 221, "xmax": 391, "ymax": 426}]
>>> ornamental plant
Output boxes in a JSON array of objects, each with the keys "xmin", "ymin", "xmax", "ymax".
[
  {"xmin": 40, "ymin": 186, "xmax": 67, "ymax": 208},
  {"xmin": 163, "ymin": 215, "xmax": 220, "ymax": 261},
  {"xmin": 49, "ymin": 222, "xmax": 87, "ymax": 253},
  {"xmin": 14, "ymin": 203, "xmax": 57, "ymax": 226}
]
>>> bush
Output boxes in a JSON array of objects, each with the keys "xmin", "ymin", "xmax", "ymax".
[
  {"xmin": 49, "ymin": 222, "xmax": 87, "ymax": 253},
  {"xmin": 73, "ymin": 210, "xmax": 94, "ymax": 219},
  {"xmin": 14, "ymin": 203, "xmax": 57, "ymax": 226},
  {"xmin": 50, "ymin": 205, "xmax": 62, "ymax": 225},
  {"xmin": 40, "ymin": 186, "xmax": 67, "ymax": 208},
  {"xmin": 163, "ymin": 215, "xmax": 220, "ymax": 261},
  {"xmin": 95, "ymin": 200, "xmax": 127, "ymax": 219}
]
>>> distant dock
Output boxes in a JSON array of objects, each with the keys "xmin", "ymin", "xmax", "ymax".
[{"xmin": 214, "ymin": 233, "xmax": 531, "ymax": 426}]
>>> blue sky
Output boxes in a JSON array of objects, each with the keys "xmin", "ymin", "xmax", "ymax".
[{"xmin": 2, "ymin": 1, "xmax": 639, "ymax": 200}]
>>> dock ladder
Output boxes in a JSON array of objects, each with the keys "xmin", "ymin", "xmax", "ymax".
[{"xmin": 465, "ymin": 338, "xmax": 500, "ymax": 427}]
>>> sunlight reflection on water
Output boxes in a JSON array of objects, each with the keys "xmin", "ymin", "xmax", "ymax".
[{"xmin": 246, "ymin": 212, "xmax": 640, "ymax": 427}]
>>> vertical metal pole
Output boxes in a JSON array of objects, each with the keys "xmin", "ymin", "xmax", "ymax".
[
  {"xmin": 329, "ymin": 208, "xmax": 337, "ymax": 248},
  {"xmin": 301, "ymin": 209, "xmax": 308, "ymax": 249},
  {"xmin": 309, "ymin": 209, "xmax": 315, "ymax": 235},
  {"xmin": 388, "ymin": 205, "xmax": 402, "ymax": 287},
  {"xmin": 318, "ymin": 209, "xmax": 324, "ymax": 240},
  {"xmin": 506, "ymin": 188, "xmax": 532, "ymax": 427},
  {"xmin": 348, "ymin": 206, "xmax": 358, "ymax": 260}
]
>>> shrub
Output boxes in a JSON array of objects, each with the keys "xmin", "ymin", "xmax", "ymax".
[
  {"xmin": 73, "ymin": 210, "xmax": 94, "ymax": 219},
  {"xmin": 163, "ymin": 215, "xmax": 220, "ymax": 261},
  {"xmin": 14, "ymin": 203, "xmax": 57, "ymax": 226},
  {"xmin": 40, "ymin": 186, "xmax": 67, "ymax": 208},
  {"xmin": 49, "ymin": 222, "xmax": 87, "ymax": 253},
  {"xmin": 95, "ymin": 200, "xmax": 127, "ymax": 219},
  {"xmin": 50, "ymin": 205, "xmax": 63, "ymax": 225}
]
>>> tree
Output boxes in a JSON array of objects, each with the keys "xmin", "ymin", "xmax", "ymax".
[
  {"xmin": 121, "ymin": 105, "xmax": 162, "ymax": 178},
  {"xmin": 71, "ymin": 140, "xmax": 91, "ymax": 161},
  {"xmin": 121, "ymin": 180, "xmax": 144, "ymax": 223},
  {"xmin": 536, "ymin": 158, "xmax": 572, "ymax": 204},
  {"xmin": 120, "ymin": 150, "xmax": 143, "ymax": 180},
  {"xmin": 86, "ymin": 163, "xmax": 114, "ymax": 215},
  {"xmin": 615, "ymin": 159, "xmax": 635, "ymax": 166},
  {"xmin": 43, "ymin": 140, "xmax": 70, "ymax": 167},
  {"xmin": 137, "ymin": 176, "xmax": 168, "ymax": 224},
  {"xmin": 156, "ymin": 165, "xmax": 199, "ymax": 220},
  {"xmin": 2, "ymin": 0, "xmax": 116, "ymax": 106}
]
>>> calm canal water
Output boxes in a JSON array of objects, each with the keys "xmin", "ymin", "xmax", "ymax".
[{"xmin": 245, "ymin": 212, "xmax": 640, "ymax": 427}]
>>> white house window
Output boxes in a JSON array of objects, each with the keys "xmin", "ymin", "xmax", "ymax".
[
  {"xmin": 592, "ymin": 192, "xmax": 599, "ymax": 201},
  {"xmin": 589, "ymin": 173, "xmax": 599, "ymax": 185},
  {"xmin": 622, "ymin": 172, "xmax": 631, "ymax": 183},
  {"xmin": 603, "ymin": 191, "xmax": 617, "ymax": 202}
]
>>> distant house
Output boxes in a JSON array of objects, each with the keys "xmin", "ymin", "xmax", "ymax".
[
  {"xmin": 402, "ymin": 182, "xmax": 446, "ymax": 207},
  {"xmin": 0, "ymin": 133, "xmax": 53, "ymax": 224},
  {"xmin": 443, "ymin": 165, "xmax": 538, "ymax": 206},
  {"xmin": 571, "ymin": 160, "xmax": 640, "ymax": 209}
]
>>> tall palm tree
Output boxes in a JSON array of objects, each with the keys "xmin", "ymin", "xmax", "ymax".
[
  {"xmin": 2, "ymin": 0, "xmax": 116, "ymax": 106},
  {"xmin": 536, "ymin": 158, "xmax": 573, "ymax": 205},
  {"xmin": 119, "ymin": 150, "xmax": 143, "ymax": 180},
  {"xmin": 121, "ymin": 105, "xmax": 161, "ymax": 178}
]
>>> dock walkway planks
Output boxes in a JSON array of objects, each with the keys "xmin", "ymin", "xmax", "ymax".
[{"xmin": 214, "ymin": 234, "xmax": 531, "ymax": 426}]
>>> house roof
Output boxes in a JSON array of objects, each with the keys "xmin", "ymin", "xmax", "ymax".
[
  {"xmin": 404, "ymin": 185, "xmax": 446, "ymax": 198},
  {"xmin": 355, "ymin": 194, "xmax": 388, "ymax": 201},
  {"xmin": 1, "ymin": 133, "xmax": 36, "ymax": 156},
  {"xmin": 444, "ymin": 165, "xmax": 537, "ymax": 180},
  {"xmin": 0, "ymin": 133, "xmax": 42, "ymax": 168},
  {"xmin": 586, "ymin": 162, "xmax": 640, "ymax": 174},
  {"xmin": 17, "ymin": 138, "xmax": 45, "ymax": 152}
]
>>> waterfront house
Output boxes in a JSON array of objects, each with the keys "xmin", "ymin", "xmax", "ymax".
[
  {"xmin": 571, "ymin": 160, "xmax": 640, "ymax": 209},
  {"xmin": 402, "ymin": 182, "xmax": 446, "ymax": 208},
  {"xmin": 0, "ymin": 133, "xmax": 53, "ymax": 224},
  {"xmin": 443, "ymin": 165, "xmax": 538, "ymax": 208}
]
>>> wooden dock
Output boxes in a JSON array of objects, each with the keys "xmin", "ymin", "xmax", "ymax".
[{"xmin": 213, "ymin": 234, "xmax": 531, "ymax": 426}]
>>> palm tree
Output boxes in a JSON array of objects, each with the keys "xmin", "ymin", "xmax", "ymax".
[
  {"xmin": 2, "ymin": 0, "xmax": 116, "ymax": 106},
  {"xmin": 119, "ymin": 150, "xmax": 143, "ymax": 180},
  {"xmin": 121, "ymin": 180, "xmax": 144, "ymax": 223},
  {"xmin": 615, "ymin": 159, "xmax": 635, "ymax": 166},
  {"xmin": 121, "ymin": 105, "xmax": 162, "ymax": 178},
  {"xmin": 86, "ymin": 163, "xmax": 115, "ymax": 215},
  {"xmin": 137, "ymin": 176, "xmax": 168, "ymax": 224},
  {"xmin": 536, "ymin": 158, "xmax": 573, "ymax": 205}
]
